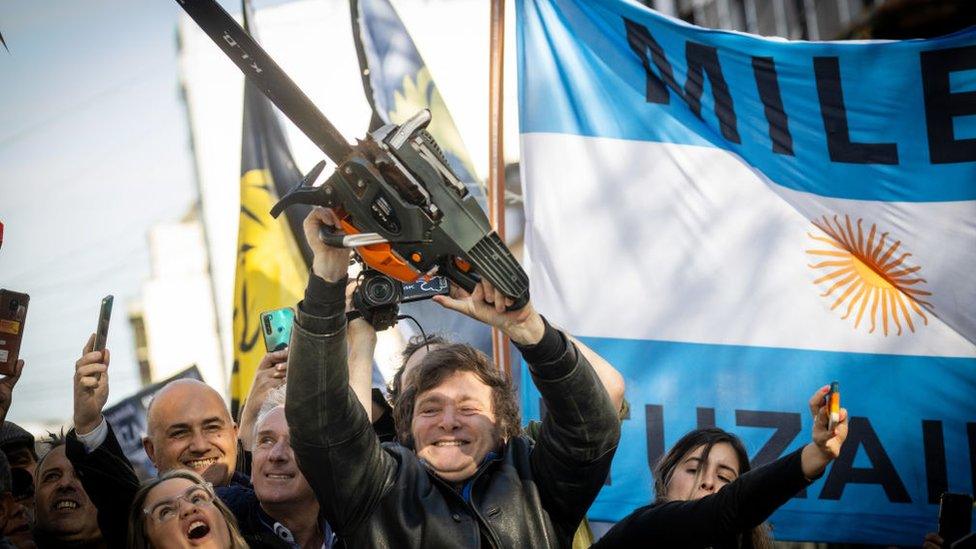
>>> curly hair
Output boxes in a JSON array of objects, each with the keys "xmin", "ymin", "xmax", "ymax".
[
  {"xmin": 392, "ymin": 343, "xmax": 521, "ymax": 448},
  {"xmin": 387, "ymin": 333, "xmax": 451, "ymax": 405}
]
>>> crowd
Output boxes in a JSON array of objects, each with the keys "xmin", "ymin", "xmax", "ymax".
[{"xmin": 0, "ymin": 207, "xmax": 860, "ymax": 548}]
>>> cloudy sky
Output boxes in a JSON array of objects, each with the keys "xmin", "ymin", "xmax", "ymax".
[{"xmin": 0, "ymin": 0, "xmax": 287, "ymax": 425}]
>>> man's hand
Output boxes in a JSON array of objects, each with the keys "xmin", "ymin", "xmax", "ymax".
[
  {"xmin": 74, "ymin": 334, "xmax": 110, "ymax": 436},
  {"xmin": 303, "ymin": 207, "xmax": 351, "ymax": 283},
  {"xmin": 433, "ymin": 279, "xmax": 545, "ymax": 346},
  {"xmin": 238, "ymin": 349, "xmax": 288, "ymax": 449},
  {"xmin": 800, "ymin": 385, "xmax": 849, "ymax": 479},
  {"xmin": 923, "ymin": 532, "xmax": 944, "ymax": 549},
  {"xmin": 0, "ymin": 359, "xmax": 24, "ymax": 425}
]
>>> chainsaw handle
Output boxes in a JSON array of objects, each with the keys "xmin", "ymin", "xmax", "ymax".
[
  {"xmin": 317, "ymin": 225, "xmax": 349, "ymax": 248},
  {"xmin": 441, "ymin": 258, "xmax": 529, "ymax": 311}
]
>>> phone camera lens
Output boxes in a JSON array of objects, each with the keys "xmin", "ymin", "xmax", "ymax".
[{"xmin": 8, "ymin": 299, "xmax": 18, "ymax": 311}]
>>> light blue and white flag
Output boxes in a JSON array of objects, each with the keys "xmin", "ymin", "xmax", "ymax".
[{"xmin": 517, "ymin": 0, "xmax": 976, "ymax": 544}]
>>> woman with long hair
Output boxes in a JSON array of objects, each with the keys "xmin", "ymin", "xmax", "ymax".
[
  {"xmin": 594, "ymin": 386, "xmax": 848, "ymax": 548},
  {"xmin": 127, "ymin": 469, "xmax": 248, "ymax": 549}
]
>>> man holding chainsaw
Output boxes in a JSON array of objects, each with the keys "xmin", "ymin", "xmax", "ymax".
[{"xmin": 285, "ymin": 206, "xmax": 621, "ymax": 548}]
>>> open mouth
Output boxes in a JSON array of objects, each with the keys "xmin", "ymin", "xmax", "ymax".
[
  {"xmin": 184, "ymin": 457, "xmax": 218, "ymax": 470},
  {"xmin": 187, "ymin": 520, "xmax": 211, "ymax": 540},
  {"xmin": 54, "ymin": 499, "xmax": 79, "ymax": 511}
]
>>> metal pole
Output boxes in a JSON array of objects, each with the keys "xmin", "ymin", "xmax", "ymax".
[{"xmin": 489, "ymin": 0, "xmax": 511, "ymax": 376}]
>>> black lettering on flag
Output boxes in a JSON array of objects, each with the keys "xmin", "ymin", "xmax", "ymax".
[
  {"xmin": 646, "ymin": 404, "xmax": 665, "ymax": 474},
  {"xmin": 820, "ymin": 416, "xmax": 911, "ymax": 503},
  {"xmin": 752, "ymin": 56, "xmax": 794, "ymax": 155},
  {"xmin": 624, "ymin": 18, "xmax": 681, "ymax": 105},
  {"xmin": 814, "ymin": 57, "xmax": 899, "ymax": 165},
  {"xmin": 922, "ymin": 420, "xmax": 948, "ymax": 504},
  {"xmin": 696, "ymin": 407, "xmax": 716, "ymax": 428},
  {"xmin": 736, "ymin": 410, "xmax": 805, "ymax": 498},
  {"xmin": 921, "ymin": 46, "xmax": 976, "ymax": 164},
  {"xmin": 685, "ymin": 42, "xmax": 741, "ymax": 143}
]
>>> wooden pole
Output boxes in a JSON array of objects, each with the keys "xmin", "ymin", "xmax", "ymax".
[{"xmin": 488, "ymin": 0, "xmax": 511, "ymax": 376}]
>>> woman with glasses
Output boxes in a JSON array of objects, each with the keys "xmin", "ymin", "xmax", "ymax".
[{"xmin": 127, "ymin": 469, "xmax": 248, "ymax": 549}]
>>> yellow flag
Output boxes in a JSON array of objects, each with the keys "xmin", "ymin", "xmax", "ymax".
[{"xmin": 230, "ymin": 168, "xmax": 306, "ymax": 415}]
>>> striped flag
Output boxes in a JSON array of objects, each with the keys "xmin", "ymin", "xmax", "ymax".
[{"xmin": 517, "ymin": 0, "xmax": 976, "ymax": 544}]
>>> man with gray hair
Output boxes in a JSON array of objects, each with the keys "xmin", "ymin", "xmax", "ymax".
[{"xmin": 218, "ymin": 385, "xmax": 333, "ymax": 548}]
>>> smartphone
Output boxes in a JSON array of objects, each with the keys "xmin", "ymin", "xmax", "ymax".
[
  {"xmin": 0, "ymin": 290, "xmax": 29, "ymax": 376},
  {"xmin": 260, "ymin": 307, "xmax": 294, "ymax": 352},
  {"xmin": 825, "ymin": 381, "xmax": 840, "ymax": 431},
  {"xmin": 939, "ymin": 492, "xmax": 974, "ymax": 547},
  {"xmin": 93, "ymin": 295, "xmax": 114, "ymax": 354},
  {"xmin": 401, "ymin": 275, "xmax": 450, "ymax": 303}
]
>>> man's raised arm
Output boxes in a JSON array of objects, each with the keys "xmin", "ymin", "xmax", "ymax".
[
  {"xmin": 285, "ymin": 207, "xmax": 394, "ymax": 535},
  {"xmin": 433, "ymin": 281, "xmax": 622, "ymax": 532}
]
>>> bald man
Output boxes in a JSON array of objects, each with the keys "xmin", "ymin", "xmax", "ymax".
[
  {"xmin": 142, "ymin": 379, "xmax": 240, "ymax": 486},
  {"xmin": 64, "ymin": 335, "xmax": 247, "ymax": 547}
]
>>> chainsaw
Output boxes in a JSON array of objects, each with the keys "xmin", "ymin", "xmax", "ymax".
[{"xmin": 176, "ymin": 0, "xmax": 529, "ymax": 309}]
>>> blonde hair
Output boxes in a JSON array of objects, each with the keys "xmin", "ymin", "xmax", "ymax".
[{"xmin": 127, "ymin": 469, "xmax": 249, "ymax": 549}]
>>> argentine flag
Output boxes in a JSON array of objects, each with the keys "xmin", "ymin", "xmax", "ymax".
[{"xmin": 516, "ymin": 0, "xmax": 976, "ymax": 544}]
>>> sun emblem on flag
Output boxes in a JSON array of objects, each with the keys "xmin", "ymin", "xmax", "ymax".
[{"xmin": 806, "ymin": 215, "xmax": 933, "ymax": 335}]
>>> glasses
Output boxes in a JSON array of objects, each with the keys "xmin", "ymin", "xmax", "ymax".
[{"xmin": 143, "ymin": 484, "xmax": 215, "ymax": 524}]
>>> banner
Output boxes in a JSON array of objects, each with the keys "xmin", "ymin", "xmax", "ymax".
[
  {"xmin": 351, "ymin": 0, "xmax": 491, "ymax": 352},
  {"xmin": 517, "ymin": 0, "xmax": 976, "ymax": 544},
  {"xmin": 230, "ymin": 2, "xmax": 309, "ymax": 416},
  {"xmin": 103, "ymin": 366, "xmax": 202, "ymax": 480}
]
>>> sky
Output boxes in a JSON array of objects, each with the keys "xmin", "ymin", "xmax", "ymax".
[{"xmin": 0, "ymin": 0, "xmax": 286, "ymax": 426}]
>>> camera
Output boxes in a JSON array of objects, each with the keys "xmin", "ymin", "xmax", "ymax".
[{"xmin": 351, "ymin": 269, "xmax": 450, "ymax": 331}]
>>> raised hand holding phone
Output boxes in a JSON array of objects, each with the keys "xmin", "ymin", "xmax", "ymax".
[
  {"xmin": 91, "ymin": 295, "xmax": 113, "ymax": 379},
  {"xmin": 0, "ymin": 289, "xmax": 29, "ymax": 376},
  {"xmin": 74, "ymin": 333, "xmax": 111, "ymax": 435}
]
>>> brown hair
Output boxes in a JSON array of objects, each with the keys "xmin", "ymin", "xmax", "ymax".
[
  {"xmin": 127, "ymin": 469, "xmax": 249, "ymax": 549},
  {"xmin": 388, "ymin": 333, "xmax": 451, "ymax": 405},
  {"xmin": 654, "ymin": 427, "xmax": 772, "ymax": 549},
  {"xmin": 392, "ymin": 343, "xmax": 521, "ymax": 447}
]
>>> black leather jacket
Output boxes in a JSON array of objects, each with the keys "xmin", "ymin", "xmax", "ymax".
[{"xmin": 285, "ymin": 275, "xmax": 620, "ymax": 548}]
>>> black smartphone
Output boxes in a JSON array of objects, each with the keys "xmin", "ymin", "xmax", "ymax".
[
  {"xmin": 260, "ymin": 307, "xmax": 295, "ymax": 352},
  {"xmin": 401, "ymin": 275, "xmax": 450, "ymax": 303},
  {"xmin": 939, "ymin": 492, "xmax": 974, "ymax": 547},
  {"xmin": 0, "ymin": 290, "xmax": 29, "ymax": 376},
  {"xmin": 94, "ymin": 295, "xmax": 114, "ymax": 354},
  {"xmin": 90, "ymin": 295, "xmax": 113, "ymax": 380}
]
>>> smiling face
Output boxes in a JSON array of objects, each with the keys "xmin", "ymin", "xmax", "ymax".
[
  {"xmin": 251, "ymin": 407, "xmax": 316, "ymax": 509},
  {"xmin": 142, "ymin": 477, "xmax": 230, "ymax": 549},
  {"xmin": 411, "ymin": 371, "xmax": 500, "ymax": 483},
  {"xmin": 33, "ymin": 446, "xmax": 101, "ymax": 544},
  {"xmin": 144, "ymin": 380, "xmax": 239, "ymax": 486},
  {"xmin": 665, "ymin": 442, "xmax": 741, "ymax": 501}
]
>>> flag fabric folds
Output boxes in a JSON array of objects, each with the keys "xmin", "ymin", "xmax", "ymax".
[
  {"xmin": 230, "ymin": 8, "xmax": 309, "ymax": 416},
  {"xmin": 517, "ymin": 0, "xmax": 976, "ymax": 544},
  {"xmin": 351, "ymin": 0, "xmax": 492, "ymax": 353}
]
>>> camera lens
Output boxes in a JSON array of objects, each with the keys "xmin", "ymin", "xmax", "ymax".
[
  {"xmin": 365, "ymin": 277, "xmax": 396, "ymax": 304},
  {"xmin": 8, "ymin": 299, "xmax": 18, "ymax": 311}
]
